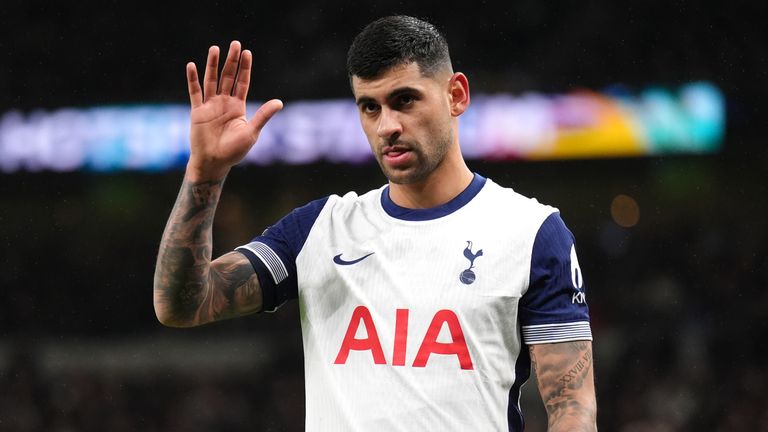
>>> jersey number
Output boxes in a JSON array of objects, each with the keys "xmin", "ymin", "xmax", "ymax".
[
  {"xmin": 570, "ymin": 244, "xmax": 583, "ymax": 289},
  {"xmin": 334, "ymin": 306, "xmax": 474, "ymax": 370}
]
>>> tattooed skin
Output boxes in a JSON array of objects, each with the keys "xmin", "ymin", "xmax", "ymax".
[
  {"xmin": 530, "ymin": 341, "xmax": 597, "ymax": 431},
  {"xmin": 153, "ymin": 179, "xmax": 262, "ymax": 327}
]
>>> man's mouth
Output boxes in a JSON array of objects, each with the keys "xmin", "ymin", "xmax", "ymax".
[
  {"xmin": 382, "ymin": 145, "xmax": 413, "ymax": 165},
  {"xmin": 382, "ymin": 145, "xmax": 410, "ymax": 156}
]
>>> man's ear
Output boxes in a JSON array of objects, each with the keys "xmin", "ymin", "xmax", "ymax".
[{"xmin": 448, "ymin": 72, "xmax": 470, "ymax": 116}]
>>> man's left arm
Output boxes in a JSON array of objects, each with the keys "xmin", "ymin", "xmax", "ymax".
[
  {"xmin": 521, "ymin": 211, "xmax": 597, "ymax": 430},
  {"xmin": 530, "ymin": 340, "xmax": 597, "ymax": 431}
]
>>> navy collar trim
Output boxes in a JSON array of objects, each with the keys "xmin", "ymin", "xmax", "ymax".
[{"xmin": 381, "ymin": 173, "xmax": 487, "ymax": 221}]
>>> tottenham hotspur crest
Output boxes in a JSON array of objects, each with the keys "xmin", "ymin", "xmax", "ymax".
[{"xmin": 459, "ymin": 241, "xmax": 483, "ymax": 285}]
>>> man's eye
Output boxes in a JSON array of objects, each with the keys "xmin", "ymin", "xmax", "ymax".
[
  {"xmin": 398, "ymin": 95, "xmax": 415, "ymax": 106},
  {"xmin": 362, "ymin": 103, "xmax": 379, "ymax": 114}
]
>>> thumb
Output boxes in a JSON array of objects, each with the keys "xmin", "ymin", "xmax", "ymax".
[{"xmin": 249, "ymin": 99, "xmax": 284, "ymax": 133}]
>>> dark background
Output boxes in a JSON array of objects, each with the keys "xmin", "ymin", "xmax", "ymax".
[{"xmin": 1, "ymin": 1, "xmax": 767, "ymax": 431}]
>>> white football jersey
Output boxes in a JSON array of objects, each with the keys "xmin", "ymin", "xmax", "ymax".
[{"xmin": 236, "ymin": 174, "xmax": 591, "ymax": 431}]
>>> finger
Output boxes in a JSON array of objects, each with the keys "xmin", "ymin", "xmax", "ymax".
[
  {"xmin": 248, "ymin": 99, "xmax": 284, "ymax": 133},
  {"xmin": 186, "ymin": 62, "xmax": 203, "ymax": 108},
  {"xmin": 202, "ymin": 45, "xmax": 220, "ymax": 101},
  {"xmin": 233, "ymin": 50, "xmax": 252, "ymax": 100},
  {"xmin": 219, "ymin": 40, "xmax": 241, "ymax": 95}
]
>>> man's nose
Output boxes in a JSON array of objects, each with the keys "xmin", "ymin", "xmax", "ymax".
[{"xmin": 376, "ymin": 107, "xmax": 403, "ymax": 141}]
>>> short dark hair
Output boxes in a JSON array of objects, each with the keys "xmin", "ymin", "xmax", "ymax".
[{"xmin": 347, "ymin": 15, "xmax": 452, "ymax": 81}]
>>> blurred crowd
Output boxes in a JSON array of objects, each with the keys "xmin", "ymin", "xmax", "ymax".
[{"xmin": 0, "ymin": 345, "xmax": 305, "ymax": 432}]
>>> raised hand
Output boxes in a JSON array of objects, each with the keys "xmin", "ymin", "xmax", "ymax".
[{"xmin": 185, "ymin": 41, "xmax": 283, "ymax": 181}]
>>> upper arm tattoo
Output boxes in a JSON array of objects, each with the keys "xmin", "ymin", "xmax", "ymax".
[
  {"xmin": 530, "ymin": 341, "xmax": 597, "ymax": 431},
  {"xmin": 153, "ymin": 179, "xmax": 261, "ymax": 327},
  {"xmin": 206, "ymin": 252, "xmax": 263, "ymax": 319}
]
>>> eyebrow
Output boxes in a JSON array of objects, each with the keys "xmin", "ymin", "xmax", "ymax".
[{"xmin": 355, "ymin": 86, "xmax": 422, "ymax": 106}]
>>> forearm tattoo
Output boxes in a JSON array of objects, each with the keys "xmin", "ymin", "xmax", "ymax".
[
  {"xmin": 530, "ymin": 341, "xmax": 597, "ymax": 431},
  {"xmin": 153, "ymin": 179, "xmax": 261, "ymax": 326}
]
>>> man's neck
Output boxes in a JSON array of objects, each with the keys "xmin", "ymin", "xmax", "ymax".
[{"xmin": 388, "ymin": 157, "xmax": 474, "ymax": 209}]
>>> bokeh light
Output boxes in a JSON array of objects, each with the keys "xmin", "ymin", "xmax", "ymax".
[{"xmin": 610, "ymin": 194, "xmax": 640, "ymax": 228}]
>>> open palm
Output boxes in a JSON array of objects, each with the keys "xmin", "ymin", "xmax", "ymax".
[{"xmin": 186, "ymin": 41, "xmax": 282, "ymax": 180}]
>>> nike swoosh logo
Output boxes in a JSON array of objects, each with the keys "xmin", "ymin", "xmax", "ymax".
[{"xmin": 333, "ymin": 252, "xmax": 375, "ymax": 265}]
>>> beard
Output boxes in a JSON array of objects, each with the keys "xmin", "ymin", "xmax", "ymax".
[{"xmin": 377, "ymin": 126, "xmax": 453, "ymax": 185}]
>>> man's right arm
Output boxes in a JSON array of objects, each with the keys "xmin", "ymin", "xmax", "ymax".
[
  {"xmin": 153, "ymin": 176, "xmax": 262, "ymax": 327},
  {"xmin": 152, "ymin": 40, "xmax": 282, "ymax": 327}
]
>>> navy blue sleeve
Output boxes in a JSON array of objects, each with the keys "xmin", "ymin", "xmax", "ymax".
[
  {"xmin": 235, "ymin": 196, "xmax": 329, "ymax": 312},
  {"xmin": 519, "ymin": 212, "xmax": 592, "ymax": 344}
]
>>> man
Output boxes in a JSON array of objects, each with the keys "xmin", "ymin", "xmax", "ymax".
[{"xmin": 154, "ymin": 15, "xmax": 597, "ymax": 431}]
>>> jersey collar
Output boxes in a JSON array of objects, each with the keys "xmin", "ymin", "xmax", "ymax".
[{"xmin": 381, "ymin": 173, "xmax": 487, "ymax": 221}]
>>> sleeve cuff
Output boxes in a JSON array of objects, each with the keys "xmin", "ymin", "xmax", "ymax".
[
  {"xmin": 236, "ymin": 241, "xmax": 289, "ymax": 284},
  {"xmin": 234, "ymin": 246, "xmax": 280, "ymax": 313},
  {"xmin": 522, "ymin": 321, "xmax": 593, "ymax": 344}
]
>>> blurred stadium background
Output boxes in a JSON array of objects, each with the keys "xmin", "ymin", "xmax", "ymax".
[{"xmin": 1, "ymin": 1, "xmax": 766, "ymax": 431}]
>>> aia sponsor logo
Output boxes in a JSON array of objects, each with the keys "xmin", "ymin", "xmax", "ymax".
[{"xmin": 334, "ymin": 306, "xmax": 474, "ymax": 370}]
